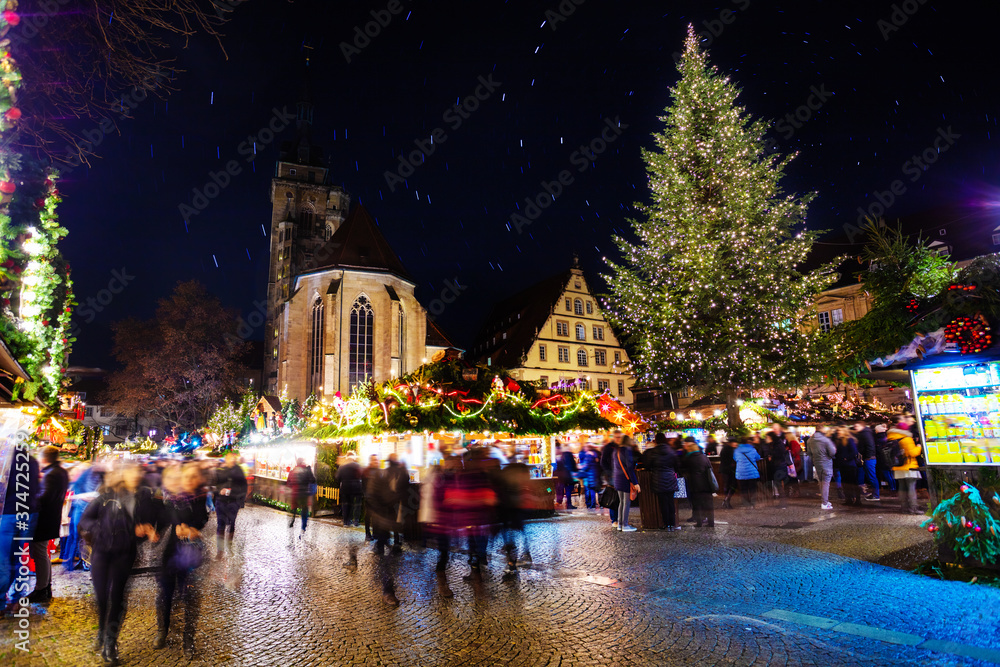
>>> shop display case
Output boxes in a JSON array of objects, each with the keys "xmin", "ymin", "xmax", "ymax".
[{"xmin": 912, "ymin": 360, "xmax": 1000, "ymax": 464}]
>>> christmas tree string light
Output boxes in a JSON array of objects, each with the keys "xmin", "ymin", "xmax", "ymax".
[{"xmin": 603, "ymin": 25, "xmax": 838, "ymax": 428}]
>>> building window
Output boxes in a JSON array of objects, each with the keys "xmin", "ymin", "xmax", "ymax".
[
  {"xmin": 993, "ymin": 232, "xmax": 1000, "ymax": 246},
  {"xmin": 574, "ymin": 298, "xmax": 584, "ymax": 315},
  {"xmin": 593, "ymin": 325, "xmax": 604, "ymax": 341},
  {"xmin": 598, "ymin": 379, "xmax": 610, "ymax": 392},
  {"xmin": 577, "ymin": 348, "xmax": 588, "ymax": 366},
  {"xmin": 586, "ymin": 301, "xmax": 593, "ymax": 314},
  {"xmin": 819, "ymin": 309, "xmax": 843, "ymax": 333},
  {"xmin": 289, "ymin": 168, "xmax": 296, "ymax": 176},
  {"xmin": 580, "ymin": 378, "xmax": 591, "ymax": 390},
  {"xmin": 618, "ymin": 380, "xmax": 625, "ymax": 396},
  {"xmin": 595, "ymin": 349, "xmax": 606, "ymax": 365},
  {"xmin": 558, "ymin": 346, "xmax": 570, "ymax": 363},
  {"xmin": 272, "ymin": 346, "xmax": 278, "ymax": 360},
  {"xmin": 84, "ymin": 406, "xmax": 93, "ymax": 417},
  {"xmin": 614, "ymin": 351, "xmax": 621, "ymax": 364},
  {"xmin": 349, "ymin": 295, "xmax": 374, "ymax": 391},
  {"xmin": 556, "ymin": 321, "xmax": 569, "ymax": 337},
  {"xmin": 574, "ymin": 282, "xmax": 581, "ymax": 289},
  {"xmin": 309, "ymin": 297, "xmax": 325, "ymax": 395},
  {"xmin": 575, "ymin": 323, "xmax": 586, "ymax": 341},
  {"xmin": 397, "ymin": 305, "xmax": 406, "ymax": 375},
  {"xmin": 565, "ymin": 298, "xmax": 571, "ymax": 311},
  {"xmin": 539, "ymin": 375, "xmax": 549, "ymax": 386},
  {"xmin": 300, "ymin": 206, "xmax": 315, "ymax": 232},
  {"xmin": 680, "ymin": 387, "xmax": 689, "ymax": 399},
  {"xmin": 101, "ymin": 425, "xmax": 111, "ymax": 436},
  {"xmin": 538, "ymin": 344, "xmax": 546, "ymax": 361}
]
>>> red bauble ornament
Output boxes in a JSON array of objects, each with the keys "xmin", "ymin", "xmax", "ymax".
[
  {"xmin": 960, "ymin": 484, "xmax": 969, "ymax": 492},
  {"xmin": 944, "ymin": 316, "xmax": 992, "ymax": 354},
  {"xmin": 41, "ymin": 320, "xmax": 48, "ymax": 326},
  {"xmin": 0, "ymin": 181, "xmax": 15, "ymax": 194},
  {"xmin": 927, "ymin": 524, "xmax": 937, "ymax": 532},
  {"xmin": 4, "ymin": 107, "xmax": 20, "ymax": 121},
  {"xmin": 3, "ymin": 10, "xmax": 20, "ymax": 26},
  {"xmin": 33, "ymin": 198, "xmax": 45, "ymax": 209}
]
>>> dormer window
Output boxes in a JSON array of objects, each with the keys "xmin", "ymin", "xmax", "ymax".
[{"xmin": 289, "ymin": 168, "xmax": 297, "ymax": 176}]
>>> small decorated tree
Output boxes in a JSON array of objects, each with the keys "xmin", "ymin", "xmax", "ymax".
[{"xmin": 922, "ymin": 483, "xmax": 1000, "ymax": 566}]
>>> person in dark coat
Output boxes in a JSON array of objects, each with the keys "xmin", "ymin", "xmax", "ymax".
[
  {"xmin": 335, "ymin": 451, "xmax": 363, "ymax": 527},
  {"xmin": 80, "ymin": 462, "xmax": 158, "ymax": 665},
  {"xmin": 361, "ymin": 455, "xmax": 381, "ymax": 540},
  {"xmin": 853, "ymin": 422, "xmax": 880, "ymax": 500},
  {"xmin": 553, "ymin": 442, "xmax": 578, "ymax": 509},
  {"xmin": 285, "ymin": 458, "xmax": 316, "ymax": 532},
  {"xmin": 719, "ymin": 438, "xmax": 738, "ymax": 509},
  {"xmin": 27, "ymin": 446, "xmax": 69, "ymax": 602},
  {"xmin": 213, "ymin": 451, "xmax": 247, "ymax": 559},
  {"xmin": 578, "ymin": 443, "xmax": 601, "ymax": 509},
  {"xmin": 873, "ymin": 424, "xmax": 896, "ymax": 493},
  {"xmin": 642, "ymin": 433, "xmax": 680, "ymax": 530},
  {"xmin": 834, "ymin": 426, "xmax": 862, "ymax": 506},
  {"xmin": 765, "ymin": 425, "xmax": 790, "ymax": 501},
  {"xmin": 154, "ymin": 464, "xmax": 209, "ymax": 656},
  {"xmin": 680, "ymin": 439, "xmax": 716, "ymax": 527},
  {"xmin": 611, "ymin": 436, "xmax": 640, "ymax": 532},
  {"xmin": 383, "ymin": 453, "xmax": 409, "ymax": 551},
  {"xmin": 600, "ymin": 432, "xmax": 623, "ymax": 526}
]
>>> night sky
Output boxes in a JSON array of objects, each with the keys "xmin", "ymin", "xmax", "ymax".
[{"xmin": 56, "ymin": 0, "xmax": 1000, "ymax": 368}]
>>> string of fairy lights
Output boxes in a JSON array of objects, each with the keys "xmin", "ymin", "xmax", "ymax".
[{"xmin": 603, "ymin": 25, "xmax": 837, "ymax": 402}]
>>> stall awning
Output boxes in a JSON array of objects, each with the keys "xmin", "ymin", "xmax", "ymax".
[{"xmin": 904, "ymin": 347, "xmax": 1000, "ymax": 370}]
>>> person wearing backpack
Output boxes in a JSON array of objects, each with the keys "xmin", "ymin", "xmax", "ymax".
[
  {"xmin": 155, "ymin": 463, "xmax": 209, "ymax": 656},
  {"xmin": 80, "ymin": 462, "xmax": 158, "ymax": 666},
  {"xmin": 888, "ymin": 420, "xmax": 923, "ymax": 514}
]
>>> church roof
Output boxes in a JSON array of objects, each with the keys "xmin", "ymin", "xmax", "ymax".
[
  {"xmin": 471, "ymin": 269, "xmax": 575, "ymax": 368},
  {"xmin": 312, "ymin": 205, "xmax": 412, "ymax": 281},
  {"xmin": 426, "ymin": 317, "xmax": 456, "ymax": 349}
]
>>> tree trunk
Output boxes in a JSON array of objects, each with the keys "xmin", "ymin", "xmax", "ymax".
[{"xmin": 726, "ymin": 388, "xmax": 743, "ymax": 431}]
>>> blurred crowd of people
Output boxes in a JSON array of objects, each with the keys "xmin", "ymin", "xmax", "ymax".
[{"xmin": 1, "ymin": 448, "xmax": 247, "ymax": 665}]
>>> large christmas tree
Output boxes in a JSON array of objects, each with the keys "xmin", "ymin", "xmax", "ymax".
[{"xmin": 605, "ymin": 25, "xmax": 837, "ymax": 429}]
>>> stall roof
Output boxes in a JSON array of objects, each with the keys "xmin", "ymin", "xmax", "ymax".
[{"xmin": 904, "ymin": 348, "xmax": 1000, "ymax": 370}]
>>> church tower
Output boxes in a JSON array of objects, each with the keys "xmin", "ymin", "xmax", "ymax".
[{"xmin": 264, "ymin": 90, "xmax": 351, "ymax": 395}]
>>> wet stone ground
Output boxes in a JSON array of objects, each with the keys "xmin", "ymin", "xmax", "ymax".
[{"xmin": 2, "ymin": 496, "xmax": 1000, "ymax": 667}]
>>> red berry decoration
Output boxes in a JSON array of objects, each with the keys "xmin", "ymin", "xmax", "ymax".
[
  {"xmin": 3, "ymin": 10, "xmax": 19, "ymax": 26},
  {"xmin": 0, "ymin": 181, "xmax": 15, "ymax": 194},
  {"xmin": 944, "ymin": 316, "xmax": 993, "ymax": 354},
  {"xmin": 905, "ymin": 298, "xmax": 919, "ymax": 313},
  {"xmin": 927, "ymin": 524, "xmax": 937, "ymax": 532},
  {"xmin": 4, "ymin": 107, "xmax": 20, "ymax": 121}
]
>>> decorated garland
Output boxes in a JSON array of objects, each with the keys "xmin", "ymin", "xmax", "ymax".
[
  {"xmin": 296, "ymin": 359, "xmax": 615, "ymax": 439},
  {"xmin": 944, "ymin": 315, "xmax": 992, "ymax": 355},
  {"xmin": 922, "ymin": 483, "xmax": 1000, "ymax": 566},
  {"xmin": 0, "ymin": 1, "xmax": 74, "ymax": 408}
]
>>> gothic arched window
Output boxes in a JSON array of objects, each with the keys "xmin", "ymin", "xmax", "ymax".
[
  {"xmin": 349, "ymin": 295, "xmax": 374, "ymax": 390},
  {"xmin": 308, "ymin": 297, "xmax": 325, "ymax": 395}
]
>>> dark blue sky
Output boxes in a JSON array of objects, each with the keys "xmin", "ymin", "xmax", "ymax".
[{"xmin": 56, "ymin": 0, "xmax": 1000, "ymax": 367}]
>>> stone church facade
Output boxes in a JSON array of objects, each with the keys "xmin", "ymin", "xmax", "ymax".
[{"xmin": 264, "ymin": 102, "xmax": 452, "ymax": 400}]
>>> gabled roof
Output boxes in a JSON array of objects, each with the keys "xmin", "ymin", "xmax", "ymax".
[
  {"xmin": 472, "ymin": 270, "xmax": 574, "ymax": 368},
  {"xmin": 311, "ymin": 205, "xmax": 411, "ymax": 281},
  {"xmin": 426, "ymin": 317, "xmax": 456, "ymax": 349}
]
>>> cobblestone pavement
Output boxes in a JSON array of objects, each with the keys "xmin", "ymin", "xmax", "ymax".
[{"xmin": 2, "ymin": 500, "xmax": 1000, "ymax": 667}]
